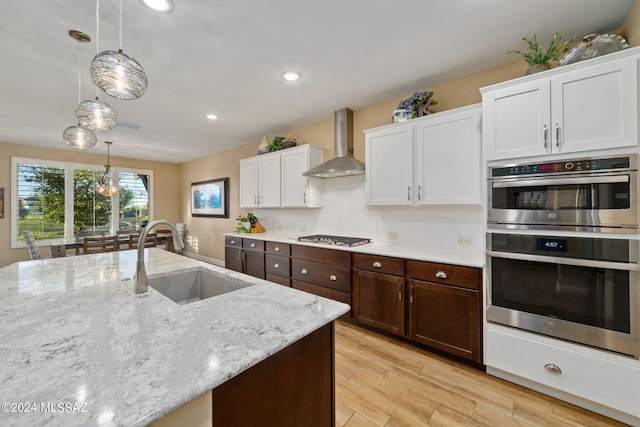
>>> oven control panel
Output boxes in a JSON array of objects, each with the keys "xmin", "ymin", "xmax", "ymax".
[{"xmin": 491, "ymin": 156, "xmax": 631, "ymax": 177}]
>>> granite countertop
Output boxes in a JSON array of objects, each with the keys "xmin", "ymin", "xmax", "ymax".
[
  {"xmin": 0, "ymin": 249, "xmax": 349, "ymax": 426},
  {"xmin": 224, "ymin": 232, "xmax": 485, "ymax": 268}
]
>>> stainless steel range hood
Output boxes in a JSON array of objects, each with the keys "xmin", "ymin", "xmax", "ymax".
[{"xmin": 303, "ymin": 108, "xmax": 365, "ymax": 178}]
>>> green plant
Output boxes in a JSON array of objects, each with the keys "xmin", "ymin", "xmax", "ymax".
[
  {"xmin": 507, "ymin": 32, "xmax": 574, "ymax": 66},
  {"xmin": 235, "ymin": 213, "xmax": 259, "ymax": 233},
  {"xmin": 267, "ymin": 136, "xmax": 285, "ymax": 152}
]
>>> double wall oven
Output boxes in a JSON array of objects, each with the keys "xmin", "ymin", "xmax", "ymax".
[{"xmin": 486, "ymin": 154, "xmax": 640, "ymax": 358}]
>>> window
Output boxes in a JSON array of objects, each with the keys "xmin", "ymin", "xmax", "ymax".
[{"xmin": 12, "ymin": 157, "xmax": 153, "ymax": 248}]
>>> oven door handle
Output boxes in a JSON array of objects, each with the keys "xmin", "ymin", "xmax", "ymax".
[
  {"xmin": 491, "ymin": 174, "xmax": 629, "ymax": 188},
  {"xmin": 487, "ymin": 250, "xmax": 640, "ymax": 271}
]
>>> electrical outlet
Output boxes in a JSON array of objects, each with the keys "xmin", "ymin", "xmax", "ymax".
[
  {"xmin": 457, "ymin": 236, "xmax": 472, "ymax": 246},
  {"xmin": 387, "ymin": 231, "xmax": 398, "ymax": 241}
]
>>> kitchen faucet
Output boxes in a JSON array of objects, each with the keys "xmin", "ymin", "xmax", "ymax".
[{"xmin": 135, "ymin": 220, "xmax": 184, "ymax": 293}]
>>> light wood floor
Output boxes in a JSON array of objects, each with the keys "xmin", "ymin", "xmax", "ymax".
[{"xmin": 334, "ymin": 321, "xmax": 627, "ymax": 427}]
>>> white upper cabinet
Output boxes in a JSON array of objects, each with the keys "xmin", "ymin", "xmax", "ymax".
[
  {"xmin": 365, "ymin": 104, "xmax": 482, "ymax": 206},
  {"xmin": 281, "ymin": 145, "xmax": 323, "ymax": 207},
  {"xmin": 482, "ymin": 48, "xmax": 640, "ymax": 161},
  {"xmin": 365, "ymin": 125, "xmax": 414, "ymax": 205},
  {"xmin": 240, "ymin": 144, "xmax": 323, "ymax": 209},
  {"xmin": 415, "ymin": 106, "xmax": 482, "ymax": 205},
  {"xmin": 239, "ymin": 153, "xmax": 280, "ymax": 208}
]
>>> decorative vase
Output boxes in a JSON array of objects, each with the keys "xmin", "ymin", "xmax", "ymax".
[
  {"xmin": 525, "ymin": 63, "xmax": 551, "ymax": 75},
  {"xmin": 258, "ymin": 136, "xmax": 270, "ymax": 154}
]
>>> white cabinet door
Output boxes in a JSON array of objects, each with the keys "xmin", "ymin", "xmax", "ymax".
[
  {"xmin": 483, "ymin": 79, "xmax": 551, "ymax": 161},
  {"xmin": 239, "ymin": 158, "xmax": 258, "ymax": 208},
  {"xmin": 551, "ymin": 56, "xmax": 638, "ymax": 154},
  {"xmin": 365, "ymin": 125, "xmax": 414, "ymax": 205},
  {"xmin": 257, "ymin": 154, "xmax": 281, "ymax": 207},
  {"xmin": 281, "ymin": 145, "xmax": 323, "ymax": 207},
  {"xmin": 415, "ymin": 106, "xmax": 481, "ymax": 205}
]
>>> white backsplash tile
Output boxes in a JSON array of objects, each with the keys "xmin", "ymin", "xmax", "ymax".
[{"xmin": 255, "ymin": 175, "xmax": 484, "ymax": 255}]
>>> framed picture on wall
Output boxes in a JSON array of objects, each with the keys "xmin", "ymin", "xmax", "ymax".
[{"xmin": 191, "ymin": 177, "xmax": 229, "ymax": 218}]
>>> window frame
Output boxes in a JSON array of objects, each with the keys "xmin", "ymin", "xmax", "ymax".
[{"xmin": 11, "ymin": 156, "xmax": 154, "ymax": 248}]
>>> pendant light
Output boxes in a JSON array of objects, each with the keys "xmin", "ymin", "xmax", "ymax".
[
  {"xmin": 63, "ymin": 30, "xmax": 97, "ymax": 150},
  {"xmin": 90, "ymin": 0, "xmax": 147, "ymax": 100},
  {"xmin": 96, "ymin": 141, "xmax": 122, "ymax": 197},
  {"xmin": 77, "ymin": 0, "xmax": 118, "ymax": 131}
]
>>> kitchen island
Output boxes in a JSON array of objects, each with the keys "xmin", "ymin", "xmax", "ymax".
[{"xmin": 0, "ymin": 248, "xmax": 349, "ymax": 426}]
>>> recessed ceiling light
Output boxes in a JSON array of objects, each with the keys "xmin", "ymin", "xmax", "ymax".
[
  {"xmin": 205, "ymin": 113, "xmax": 219, "ymax": 120},
  {"xmin": 139, "ymin": 0, "xmax": 174, "ymax": 13},
  {"xmin": 282, "ymin": 71, "xmax": 301, "ymax": 82},
  {"xmin": 164, "ymin": 147, "xmax": 180, "ymax": 152}
]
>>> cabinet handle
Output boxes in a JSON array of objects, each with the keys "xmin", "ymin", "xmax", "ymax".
[
  {"xmin": 274, "ymin": 263, "xmax": 280, "ymax": 269},
  {"xmin": 407, "ymin": 186, "xmax": 411, "ymax": 201},
  {"xmin": 555, "ymin": 123, "xmax": 561, "ymax": 147},
  {"xmin": 304, "ymin": 192, "xmax": 307, "ymax": 204},
  {"xmin": 254, "ymin": 195, "xmax": 258, "ymax": 206},
  {"xmin": 418, "ymin": 185, "xmax": 421, "ymax": 201},
  {"xmin": 329, "ymin": 275, "xmax": 337, "ymax": 281},
  {"xmin": 543, "ymin": 125, "xmax": 548, "ymax": 148},
  {"xmin": 397, "ymin": 282, "xmax": 402, "ymax": 300},
  {"xmin": 230, "ymin": 240, "xmax": 235, "ymax": 245},
  {"xmin": 238, "ymin": 250, "xmax": 243, "ymax": 263},
  {"xmin": 435, "ymin": 271, "xmax": 448, "ymax": 279},
  {"xmin": 409, "ymin": 283, "xmax": 414, "ymax": 304},
  {"xmin": 250, "ymin": 243, "xmax": 256, "ymax": 248},
  {"xmin": 301, "ymin": 268, "xmax": 308, "ymax": 275},
  {"xmin": 274, "ymin": 246, "xmax": 280, "ymax": 252},
  {"xmin": 544, "ymin": 363, "xmax": 562, "ymax": 374},
  {"xmin": 373, "ymin": 261, "xmax": 382, "ymax": 268}
]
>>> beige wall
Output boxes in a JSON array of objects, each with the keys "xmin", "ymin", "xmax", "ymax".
[{"xmin": 0, "ymin": 141, "xmax": 181, "ymax": 267}]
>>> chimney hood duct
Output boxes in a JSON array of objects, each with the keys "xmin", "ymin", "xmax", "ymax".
[{"xmin": 303, "ymin": 108, "xmax": 365, "ymax": 178}]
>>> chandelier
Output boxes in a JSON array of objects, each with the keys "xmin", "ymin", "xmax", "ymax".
[
  {"xmin": 90, "ymin": 0, "xmax": 147, "ymax": 100},
  {"xmin": 63, "ymin": 30, "xmax": 97, "ymax": 150},
  {"xmin": 76, "ymin": 96, "xmax": 118, "ymax": 131},
  {"xmin": 96, "ymin": 141, "xmax": 122, "ymax": 197}
]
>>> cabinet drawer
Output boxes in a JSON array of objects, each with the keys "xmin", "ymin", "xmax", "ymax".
[
  {"xmin": 266, "ymin": 273, "xmax": 290, "ymax": 287},
  {"xmin": 487, "ymin": 327, "xmax": 640, "ymax": 418},
  {"xmin": 291, "ymin": 259, "xmax": 351, "ymax": 292},
  {"xmin": 243, "ymin": 238, "xmax": 264, "ymax": 252},
  {"xmin": 266, "ymin": 241, "xmax": 290, "ymax": 256},
  {"xmin": 291, "ymin": 245, "xmax": 351, "ymax": 267},
  {"xmin": 292, "ymin": 280, "xmax": 351, "ymax": 306},
  {"xmin": 265, "ymin": 254, "xmax": 290, "ymax": 277},
  {"xmin": 353, "ymin": 253, "xmax": 404, "ymax": 276},
  {"xmin": 225, "ymin": 235, "xmax": 242, "ymax": 248},
  {"xmin": 408, "ymin": 261, "xmax": 481, "ymax": 290}
]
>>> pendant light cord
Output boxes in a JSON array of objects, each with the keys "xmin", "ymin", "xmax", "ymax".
[
  {"xmin": 95, "ymin": 0, "xmax": 100, "ymax": 97},
  {"xmin": 119, "ymin": 0, "xmax": 123, "ymax": 50},
  {"xmin": 77, "ymin": 39, "xmax": 82, "ymax": 104}
]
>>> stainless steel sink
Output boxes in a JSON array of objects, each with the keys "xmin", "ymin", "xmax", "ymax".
[{"xmin": 148, "ymin": 267, "xmax": 249, "ymax": 304}]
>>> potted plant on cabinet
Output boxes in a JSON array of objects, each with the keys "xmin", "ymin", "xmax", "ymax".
[{"xmin": 507, "ymin": 32, "xmax": 574, "ymax": 75}]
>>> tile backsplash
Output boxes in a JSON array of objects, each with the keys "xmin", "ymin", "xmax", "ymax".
[{"xmin": 254, "ymin": 175, "xmax": 484, "ymax": 253}]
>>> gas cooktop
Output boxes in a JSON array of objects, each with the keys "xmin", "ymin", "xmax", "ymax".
[{"xmin": 297, "ymin": 234, "xmax": 372, "ymax": 247}]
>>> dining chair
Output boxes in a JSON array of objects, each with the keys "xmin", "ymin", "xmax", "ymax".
[
  {"xmin": 82, "ymin": 235, "xmax": 118, "ymax": 254},
  {"xmin": 23, "ymin": 230, "xmax": 42, "ymax": 260},
  {"xmin": 155, "ymin": 231, "xmax": 175, "ymax": 252},
  {"xmin": 128, "ymin": 233, "xmax": 157, "ymax": 249}
]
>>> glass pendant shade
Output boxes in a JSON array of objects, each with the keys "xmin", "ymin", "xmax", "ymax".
[
  {"xmin": 76, "ymin": 97, "xmax": 118, "ymax": 131},
  {"xmin": 96, "ymin": 141, "xmax": 121, "ymax": 197},
  {"xmin": 63, "ymin": 125, "xmax": 98, "ymax": 149},
  {"xmin": 90, "ymin": 49, "xmax": 147, "ymax": 100}
]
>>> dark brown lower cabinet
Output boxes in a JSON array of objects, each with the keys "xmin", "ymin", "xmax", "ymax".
[
  {"xmin": 224, "ymin": 236, "xmax": 243, "ymax": 273},
  {"xmin": 212, "ymin": 323, "xmax": 335, "ymax": 426},
  {"xmin": 352, "ymin": 269, "xmax": 405, "ymax": 336},
  {"xmin": 224, "ymin": 236, "xmax": 265, "ymax": 279}
]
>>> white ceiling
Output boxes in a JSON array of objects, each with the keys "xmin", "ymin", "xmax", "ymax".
[{"xmin": 0, "ymin": 0, "xmax": 635, "ymax": 163}]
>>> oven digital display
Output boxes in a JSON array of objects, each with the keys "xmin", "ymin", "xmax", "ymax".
[{"xmin": 536, "ymin": 238, "xmax": 567, "ymax": 252}]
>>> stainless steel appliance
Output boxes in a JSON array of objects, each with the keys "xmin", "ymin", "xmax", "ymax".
[
  {"xmin": 487, "ymin": 154, "xmax": 639, "ymax": 233},
  {"xmin": 297, "ymin": 234, "xmax": 372, "ymax": 247},
  {"xmin": 486, "ymin": 232, "xmax": 640, "ymax": 358}
]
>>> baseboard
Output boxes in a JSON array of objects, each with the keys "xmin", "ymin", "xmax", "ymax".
[{"xmin": 182, "ymin": 251, "xmax": 225, "ymax": 267}]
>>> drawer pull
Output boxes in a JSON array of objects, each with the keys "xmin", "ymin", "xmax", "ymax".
[
  {"xmin": 397, "ymin": 283, "xmax": 402, "ymax": 300},
  {"xmin": 544, "ymin": 363, "xmax": 562, "ymax": 374},
  {"xmin": 250, "ymin": 243, "xmax": 256, "ymax": 248},
  {"xmin": 274, "ymin": 246, "xmax": 280, "ymax": 252},
  {"xmin": 301, "ymin": 269, "xmax": 308, "ymax": 275},
  {"xmin": 373, "ymin": 261, "xmax": 382, "ymax": 268},
  {"xmin": 435, "ymin": 271, "xmax": 448, "ymax": 279},
  {"xmin": 274, "ymin": 263, "xmax": 280, "ymax": 269},
  {"xmin": 329, "ymin": 275, "xmax": 337, "ymax": 281},
  {"xmin": 230, "ymin": 240, "xmax": 235, "ymax": 245}
]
